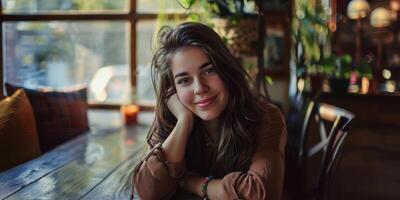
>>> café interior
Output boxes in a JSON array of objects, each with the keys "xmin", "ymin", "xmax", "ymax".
[{"xmin": 0, "ymin": 0, "xmax": 399, "ymax": 199}]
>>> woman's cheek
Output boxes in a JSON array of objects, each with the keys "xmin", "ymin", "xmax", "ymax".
[{"xmin": 176, "ymin": 88, "xmax": 193, "ymax": 108}]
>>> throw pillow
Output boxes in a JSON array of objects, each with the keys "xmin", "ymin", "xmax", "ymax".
[
  {"xmin": 5, "ymin": 83, "xmax": 90, "ymax": 152},
  {"xmin": 0, "ymin": 89, "xmax": 41, "ymax": 172}
]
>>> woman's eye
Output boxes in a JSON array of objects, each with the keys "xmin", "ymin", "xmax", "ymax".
[
  {"xmin": 177, "ymin": 78, "xmax": 189, "ymax": 85},
  {"xmin": 204, "ymin": 67, "xmax": 216, "ymax": 75}
]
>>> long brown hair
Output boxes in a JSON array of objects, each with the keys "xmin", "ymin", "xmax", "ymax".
[{"xmin": 148, "ymin": 22, "xmax": 267, "ymax": 176}]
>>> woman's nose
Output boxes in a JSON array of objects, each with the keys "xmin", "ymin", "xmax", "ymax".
[{"xmin": 193, "ymin": 77, "xmax": 209, "ymax": 95}]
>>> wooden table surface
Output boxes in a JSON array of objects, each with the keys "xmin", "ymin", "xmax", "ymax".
[{"xmin": 0, "ymin": 124, "xmax": 199, "ymax": 200}]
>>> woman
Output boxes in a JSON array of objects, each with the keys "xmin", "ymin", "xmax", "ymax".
[{"xmin": 133, "ymin": 22, "xmax": 286, "ymax": 200}]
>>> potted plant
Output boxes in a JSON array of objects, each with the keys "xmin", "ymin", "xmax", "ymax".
[
  {"xmin": 321, "ymin": 54, "xmax": 352, "ymax": 93},
  {"xmin": 291, "ymin": 1, "xmax": 331, "ymax": 95},
  {"xmin": 180, "ymin": 0, "xmax": 254, "ymax": 17},
  {"xmin": 178, "ymin": 0, "xmax": 259, "ymax": 57}
]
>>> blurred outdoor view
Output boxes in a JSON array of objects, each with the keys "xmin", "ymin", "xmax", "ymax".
[
  {"xmin": 2, "ymin": 0, "xmax": 128, "ymax": 13},
  {"xmin": 2, "ymin": 0, "xmax": 184, "ymax": 105}
]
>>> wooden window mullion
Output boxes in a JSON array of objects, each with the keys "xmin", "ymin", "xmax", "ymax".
[
  {"xmin": 0, "ymin": 2, "xmax": 3, "ymax": 99},
  {"xmin": 130, "ymin": 22, "xmax": 137, "ymax": 100}
]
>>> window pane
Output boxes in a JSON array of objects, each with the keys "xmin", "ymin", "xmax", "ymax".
[
  {"xmin": 2, "ymin": 0, "xmax": 128, "ymax": 14},
  {"xmin": 136, "ymin": 20, "xmax": 183, "ymax": 106},
  {"xmin": 137, "ymin": 0, "xmax": 185, "ymax": 13},
  {"xmin": 3, "ymin": 21, "xmax": 131, "ymax": 104}
]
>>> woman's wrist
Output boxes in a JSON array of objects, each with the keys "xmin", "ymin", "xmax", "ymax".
[
  {"xmin": 161, "ymin": 116, "xmax": 193, "ymax": 163},
  {"xmin": 185, "ymin": 176, "xmax": 204, "ymax": 196},
  {"xmin": 177, "ymin": 113, "xmax": 193, "ymax": 123},
  {"xmin": 201, "ymin": 176, "xmax": 214, "ymax": 200},
  {"xmin": 176, "ymin": 116, "xmax": 194, "ymax": 132},
  {"xmin": 186, "ymin": 176, "xmax": 222, "ymax": 199}
]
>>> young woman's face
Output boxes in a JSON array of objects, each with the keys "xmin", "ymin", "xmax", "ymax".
[{"xmin": 171, "ymin": 46, "xmax": 229, "ymax": 121}]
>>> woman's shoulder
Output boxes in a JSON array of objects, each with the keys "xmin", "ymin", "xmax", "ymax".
[
  {"xmin": 257, "ymin": 100, "xmax": 285, "ymax": 126},
  {"xmin": 255, "ymin": 100, "xmax": 287, "ymax": 151},
  {"xmin": 255, "ymin": 100, "xmax": 286, "ymax": 139}
]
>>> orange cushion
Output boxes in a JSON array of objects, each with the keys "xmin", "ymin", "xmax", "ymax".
[{"xmin": 0, "ymin": 89, "xmax": 41, "ymax": 172}]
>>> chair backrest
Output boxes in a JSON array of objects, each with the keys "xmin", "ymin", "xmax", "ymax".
[{"xmin": 298, "ymin": 100, "xmax": 355, "ymax": 199}]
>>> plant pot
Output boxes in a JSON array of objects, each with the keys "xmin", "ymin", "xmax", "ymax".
[
  {"xmin": 211, "ymin": 17, "xmax": 258, "ymax": 57},
  {"xmin": 329, "ymin": 78, "xmax": 349, "ymax": 94}
]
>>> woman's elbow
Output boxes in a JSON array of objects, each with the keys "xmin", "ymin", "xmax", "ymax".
[
  {"xmin": 247, "ymin": 181, "xmax": 268, "ymax": 200},
  {"xmin": 133, "ymin": 169, "xmax": 177, "ymax": 199},
  {"xmin": 221, "ymin": 172, "xmax": 268, "ymax": 200}
]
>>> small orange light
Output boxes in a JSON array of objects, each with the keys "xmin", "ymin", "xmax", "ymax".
[{"xmin": 121, "ymin": 105, "xmax": 140, "ymax": 125}]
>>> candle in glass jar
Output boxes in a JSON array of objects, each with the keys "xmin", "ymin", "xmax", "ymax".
[{"xmin": 121, "ymin": 105, "xmax": 140, "ymax": 125}]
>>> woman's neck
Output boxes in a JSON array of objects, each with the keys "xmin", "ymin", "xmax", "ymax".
[{"xmin": 203, "ymin": 118, "xmax": 220, "ymax": 143}]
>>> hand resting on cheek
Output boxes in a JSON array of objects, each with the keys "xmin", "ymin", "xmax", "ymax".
[{"xmin": 167, "ymin": 93, "xmax": 194, "ymax": 123}]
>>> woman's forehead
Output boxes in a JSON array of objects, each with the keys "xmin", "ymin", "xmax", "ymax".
[{"xmin": 170, "ymin": 47, "xmax": 211, "ymax": 73}]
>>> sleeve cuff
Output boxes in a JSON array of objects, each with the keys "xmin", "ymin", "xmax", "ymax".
[
  {"xmin": 142, "ymin": 143, "xmax": 185, "ymax": 179},
  {"xmin": 220, "ymin": 171, "xmax": 267, "ymax": 200}
]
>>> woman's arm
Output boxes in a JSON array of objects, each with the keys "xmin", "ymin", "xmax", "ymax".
[
  {"xmin": 133, "ymin": 94, "xmax": 194, "ymax": 199},
  {"xmin": 184, "ymin": 176, "xmax": 224, "ymax": 199},
  {"xmin": 184, "ymin": 145, "xmax": 284, "ymax": 200},
  {"xmin": 163, "ymin": 94, "xmax": 194, "ymax": 162},
  {"xmin": 161, "ymin": 119, "xmax": 193, "ymax": 163},
  {"xmin": 183, "ymin": 103, "xmax": 287, "ymax": 200}
]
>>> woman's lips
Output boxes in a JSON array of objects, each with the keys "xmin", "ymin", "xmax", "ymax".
[{"xmin": 196, "ymin": 96, "xmax": 216, "ymax": 108}]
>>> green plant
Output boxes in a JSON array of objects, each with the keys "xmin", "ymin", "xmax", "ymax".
[
  {"xmin": 178, "ymin": 0, "xmax": 256, "ymax": 18},
  {"xmin": 320, "ymin": 54, "xmax": 352, "ymax": 78},
  {"xmin": 317, "ymin": 53, "xmax": 372, "ymax": 80},
  {"xmin": 355, "ymin": 59, "xmax": 373, "ymax": 79},
  {"xmin": 291, "ymin": 1, "xmax": 373, "ymax": 82},
  {"xmin": 176, "ymin": 0, "xmax": 259, "ymax": 51},
  {"xmin": 291, "ymin": 1, "xmax": 330, "ymax": 77}
]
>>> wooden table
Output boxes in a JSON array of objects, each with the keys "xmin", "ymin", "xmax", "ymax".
[{"xmin": 0, "ymin": 124, "xmax": 199, "ymax": 200}]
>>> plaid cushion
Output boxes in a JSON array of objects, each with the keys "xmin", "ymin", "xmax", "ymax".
[
  {"xmin": 0, "ymin": 89, "xmax": 41, "ymax": 171},
  {"xmin": 5, "ymin": 83, "xmax": 89, "ymax": 152}
]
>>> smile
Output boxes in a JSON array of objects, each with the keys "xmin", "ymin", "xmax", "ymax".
[{"xmin": 196, "ymin": 96, "xmax": 217, "ymax": 108}]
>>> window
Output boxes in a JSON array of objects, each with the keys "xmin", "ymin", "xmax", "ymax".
[
  {"xmin": 2, "ymin": 0, "xmax": 128, "ymax": 13},
  {"xmin": 137, "ymin": 0, "xmax": 185, "ymax": 13},
  {"xmin": 4, "ymin": 21, "xmax": 130, "ymax": 104},
  {"xmin": 1, "ymin": 0, "xmax": 185, "ymax": 106}
]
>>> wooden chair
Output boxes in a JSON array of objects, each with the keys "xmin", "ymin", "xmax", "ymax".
[
  {"xmin": 316, "ymin": 93, "xmax": 400, "ymax": 199},
  {"xmin": 297, "ymin": 101, "xmax": 355, "ymax": 200}
]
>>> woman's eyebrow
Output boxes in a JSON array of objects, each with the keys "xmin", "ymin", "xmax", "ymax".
[
  {"xmin": 199, "ymin": 61, "xmax": 212, "ymax": 69},
  {"xmin": 174, "ymin": 61, "xmax": 212, "ymax": 79},
  {"xmin": 174, "ymin": 72, "xmax": 188, "ymax": 79}
]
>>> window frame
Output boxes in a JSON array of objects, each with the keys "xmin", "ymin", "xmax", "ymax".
[{"xmin": 0, "ymin": 0, "xmax": 180, "ymax": 110}]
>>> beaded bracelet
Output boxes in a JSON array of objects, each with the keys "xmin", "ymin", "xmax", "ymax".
[{"xmin": 202, "ymin": 175, "xmax": 213, "ymax": 200}]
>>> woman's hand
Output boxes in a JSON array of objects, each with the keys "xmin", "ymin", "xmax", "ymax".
[
  {"xmin": 160, "ymin": 94, "xmax": 194, "ymax": 163},
  {"xmin": 167, "ymin": 94, "xmax": 194, "ymax": 123}
]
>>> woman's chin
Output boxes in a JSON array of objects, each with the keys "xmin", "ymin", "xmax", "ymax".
[{"xmin": 195, "ymin": 112, "xmax": 219, "ymax": 121}]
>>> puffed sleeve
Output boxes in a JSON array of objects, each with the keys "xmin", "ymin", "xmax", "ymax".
[
  {"xmin": 133, "ymin": 130, "xmax": 186, "ymax": 199},
  {"xmin": 220, "ymin": 103, "xmax": 287, "ymax": 200}
]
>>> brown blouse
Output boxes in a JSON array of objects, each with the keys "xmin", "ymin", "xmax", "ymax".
[{"xmin": 133, "ymin": 103, "xmax": 287, "ymax": 200}]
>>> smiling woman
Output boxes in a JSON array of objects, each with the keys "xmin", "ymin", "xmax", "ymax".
[
  {"xmin": 132, "ymin": 22, "xmax": 287, "ymax": 200},
  {"xmin": 171, "ymin": 47, "xmax": 229, "ymax": 121}
]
